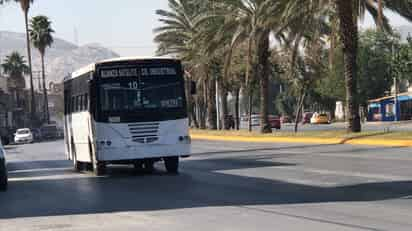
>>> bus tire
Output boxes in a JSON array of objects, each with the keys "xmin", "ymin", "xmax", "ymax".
[
  {"xmin": 71, "ymin": 139, "xmax": 82, "ymax": 172},
  {"xmin": 0, "ymin": 159, "xmax": 8, "ymax": 192},
  {"xmin": 70, "ymin": 137, "xmax": 82, "ymax": 172},
  {"xmin": 133, "ymin": 161, "xmax": 144, "ymax": 171},
  {"xmin": 93, "ymin": 161, "xmax": 106, "ymax": 176},
  {"xmin": 164, "ymin": 157, "xmax": 179, "ymax": 174},
  {"xmin": 143, "ymin": 160, "xmax": 154, "ymax": 173}
]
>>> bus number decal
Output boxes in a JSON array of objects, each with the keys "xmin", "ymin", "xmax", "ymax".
[{"xmin": 128, "ymin": 81, "xmax": 139, "ymax": 89}]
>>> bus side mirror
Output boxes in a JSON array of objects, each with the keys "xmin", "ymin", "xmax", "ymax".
[{"xmin": 190, "ymin": 81, "xmax": 197, "ymax": 95}]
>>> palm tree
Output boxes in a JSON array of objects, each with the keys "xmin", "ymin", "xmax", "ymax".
[
  {"xmin": 1, "ymin": 52, "xmax": 29, "ymax": 108},
  {"xmin": 207, "ymin": 0, "xmax": 286, "ymax": 133},
  {"xmin": 154, "ymin": 0, "xmax": 218, "ymax": 129},
  {"xmin": 281, "ymin": 0, "xmax": 412, "ymax": 132},
  {"xmin": 29, "ymin": 15, "xmax": 54, "ymax": 124},
  {"xmin": 11, "ymin": 0, "xmax": 36, "ymax": 123}
]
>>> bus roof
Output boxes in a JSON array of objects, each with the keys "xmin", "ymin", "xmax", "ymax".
[{"xmin": 66, "ymin": 56, "xmax": 178, "ymax": 81}]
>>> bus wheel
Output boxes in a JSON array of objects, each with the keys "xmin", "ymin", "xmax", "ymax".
[
  {"xmin": 0, "ymin": 159, "xmax": 8, "ymax": 191},
  {"xmin": 73, "ymin": 159, "xmax": 83, "ymax": 172},
  {"xmin": 164, "ymin": 157, "xmax": 179, "ymax": 174},
  {"xmin": 133, "ymin": 161, "xmax": 144, "ymax": 172},
  {"xmin": 93, "ymin": 161, "xmax": 106, "ymax": 176},
  {"xmin": 143, "ymin": 160, "xmax": 154, "ymax": 173},
  {"xmin": 71, "ymin": 140, "xmax": 82, "ymax": 172}
]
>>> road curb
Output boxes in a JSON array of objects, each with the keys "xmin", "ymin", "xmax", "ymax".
[
  {"xmin": 190, "ymin": 134, "xmax": 412, "ymax": 147},
  {"xmin": 190, "ymin": 134, "xmax": 342, "ymax": 145}
]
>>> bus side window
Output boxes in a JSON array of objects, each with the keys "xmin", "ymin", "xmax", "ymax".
[
  {"xmin": 80, "ymin": 95, "xmax": 84, "ymax": 111},
  {"xmin": 76, "ymin": 95, "xmax": 81, "ymax": 112},
  {"xmin": 84, "ymin": 94, "xmax": 88, "ymax": 110},
  {"xmin": 71, "ymin": 97, "xmax": 76, "ymax": 113}
]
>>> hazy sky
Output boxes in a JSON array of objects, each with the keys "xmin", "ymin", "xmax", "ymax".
[{"xmin": 1, "ymin": 0, "xmax": 411, "ymax": 56}]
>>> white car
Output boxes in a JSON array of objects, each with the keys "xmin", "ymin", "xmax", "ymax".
[
  {"xmin": 0, "ymin": 141, "xmax": 7, "ymax": 191},
  {"xmin": 14, "ymin": 128, "xmax": 34, "ymax": 144},
  {"xmin": 250, "ymin": 114, "xmax": 261, "ymax": 126}
]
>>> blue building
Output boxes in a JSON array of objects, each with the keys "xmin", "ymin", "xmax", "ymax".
[{"xmin": 368, "ymin": 93, "xmax": 412, "ymax": 121}]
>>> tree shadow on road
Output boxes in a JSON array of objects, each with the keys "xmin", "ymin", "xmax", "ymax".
[{"xmin": 1, "ymin": 153, "xmax": 412, "ymax": 219}]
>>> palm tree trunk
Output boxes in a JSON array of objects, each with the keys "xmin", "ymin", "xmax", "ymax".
[
  {"xmin": 377, "ymin": 0, "xmax": 384, "ymax": 30},
  {"xmin": 234, "ymin": 87, "xmax": 240, "ymax": 130},
  {"xmin": 41, "ymin": 53, "xmax": 50, "ymax": 124},
  {"xmin": 246, "ymin": 37, "xmax": 254, "ymax": 132},
  {"xmin": 257, "ymin": 32, "xmax": 272, "ymax": 134},
  {"xmin": 248, "ymin": 90, "xmax": 253, "ymax": 132},
  {"xmin": 219, "ymin": 79, "xmax": 229, "ymax": 130},
  {"xmin": 24, "ymin": 10, "xmax": 36, "ymax": 123},
  {"xmin": 206, "ymin": 75, "xmax": 217, "ymax": 130},
  {"xmin": 294, "ymin": 88, "xmax": 306, "ymax": 133},
  {"xmin": 335, "ymin": 0, "xmax": 361, "ymax": 133}
]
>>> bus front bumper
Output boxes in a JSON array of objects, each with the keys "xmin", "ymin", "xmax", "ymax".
[{"xmin": 96, "ymin": 143, "xmax": 191, "ymax": 162}]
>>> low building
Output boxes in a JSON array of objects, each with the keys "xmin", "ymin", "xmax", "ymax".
[{"xmin": 367, "ymin": 92, "xmax": 412, "ymax": 122}]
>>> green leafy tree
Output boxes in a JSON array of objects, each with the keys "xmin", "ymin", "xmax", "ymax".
[
  {"xmin": 29, "ymin": 15, "xmax": 55, "ymax": 124},
  {"xmin": 358, "ymin": 29, "xmax": 396, "ymax": 107},
  {"xmin": 392, "ymin": 35, "xmax": 412, "ymax": 86},
  {"xmin": 282, "ymin": 0, "xmax": 412, "ymax": 132}
]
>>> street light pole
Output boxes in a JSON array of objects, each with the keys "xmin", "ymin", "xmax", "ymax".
[{"xmin": 394, "ymin": 76, "xmax": 398, "ymax": 121}]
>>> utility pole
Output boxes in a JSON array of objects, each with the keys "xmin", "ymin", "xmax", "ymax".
[{"xmin": 394, "ymin": 76, "xmax": 399, "ymax": 121}]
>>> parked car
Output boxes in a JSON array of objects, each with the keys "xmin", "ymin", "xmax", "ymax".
[
  {"xmin": 31, "ymin": 128, "xmax": 42, "ymax": 142},
  {"xmin": 14, "ymin": 128, "xmax": 34, "ymax": 144},
  {"xmin": 224, "ymin": 115, "xmax": 235, "ymax": 130},
  {"xmin": 0, "ymin": 127, "xmax": 12, "ymax": 145},
  {"xmin": 281, "ymin": 116, "xmax": 292, "ymax": 123},
  {"xmin": 249, "ymin": 114, "xmax": 281, "ymax": 129},
  {"xmin": 57, "ymin": 127, "xmax": 64, "ymax": 139},
  {"xmin": 250, "ymin": 114, "xmax": 261, "ymax": 126},
  {"xmin": 0, "ymin": 141, "xmax": 8, "ymax": 191},
  {"xmin": 268, "ymin": 115, "xmax": 281, "ymax": 130},
  {"xmin": 302, "ymin": 112, "xmax": 313, "ymax": 124},
  {"xmin": 40, "ymin": 124, "xmax": 59, "ymax": 140},
  {"xmin": 310, "ymin": 113, "xmax": 330, "ymax": 124}
]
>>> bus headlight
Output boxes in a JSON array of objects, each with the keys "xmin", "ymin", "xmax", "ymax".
[{"xmin": 179, "ymin": 136, "xmax": 191, "ymax": 144}]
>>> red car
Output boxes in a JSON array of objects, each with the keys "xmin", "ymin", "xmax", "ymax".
[
  {"xmin": 269, "ymin": 115, "xmax": 281, "ymax": 130},
  {"xmin": 281, "ymin": 116, "xmax": 292, "ymax": 123}
]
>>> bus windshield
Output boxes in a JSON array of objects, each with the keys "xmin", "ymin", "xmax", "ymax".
[{"xmin": 99, "ymin": 77, "xmax": 184, "ymax": 112}]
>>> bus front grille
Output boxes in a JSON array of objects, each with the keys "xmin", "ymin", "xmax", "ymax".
[{"xmin": 128, "ymin": 122, "xmax": 160, "ymax": 144}]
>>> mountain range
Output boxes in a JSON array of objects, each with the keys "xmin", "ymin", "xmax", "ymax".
[{"xmin": 0, "ymin": 31, "xmax": 119, "ymax": 88}]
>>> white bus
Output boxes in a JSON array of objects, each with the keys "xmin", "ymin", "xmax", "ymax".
[{"xmin": 64, "ymin": 57, "xmax": 192, "ymax": 175}]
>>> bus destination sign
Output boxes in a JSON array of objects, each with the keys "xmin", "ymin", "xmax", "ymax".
[{"xmin": 100, "ymin": 67, "xmax": 177, "ymax": 78}]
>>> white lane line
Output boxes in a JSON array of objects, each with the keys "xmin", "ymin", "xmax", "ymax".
[
  {"xmin": 276, "ymin": 166, "xmax": 411, "ymax": 181},
  {"xmin": 8, "ymin": 167, "xmax": 72, "ymax": 174},
  {"xmin": 9, "ymin": 174, "xmax": 94, "ymax": 182}
]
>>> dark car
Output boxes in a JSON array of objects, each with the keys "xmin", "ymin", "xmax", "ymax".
[
  {"xmin": 31, "ymin": 128, "xmax": 42, "ymax": 142},
  {"xmin": 40, "ymin": 124, "xmax": 59, "ymax": 140},
  {"xmin": 302, "ymin": 112, "xmax": 313, "ymax": 124},
  {"xmin": 224, "ymin": 115, "xmax": 235, "ymax": 130}
]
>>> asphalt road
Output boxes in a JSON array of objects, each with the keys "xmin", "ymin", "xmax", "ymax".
[{"xmin": 1, "ymin": 140, "xmax": 412, "ymax": 230}]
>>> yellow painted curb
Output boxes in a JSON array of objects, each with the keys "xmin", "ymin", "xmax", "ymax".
[
  {"xmin": 345, "ymin": 139, "xmax": 412, "ymax": 147},
  {"xmin": 190, "ymin": 133, "xmax": 412, "ymax": 147},
  {"xmin": 190, "ymin": 134, "xmax": 341, "ymax": 145}
]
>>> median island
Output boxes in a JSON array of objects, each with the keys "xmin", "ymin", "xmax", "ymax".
[{"xmin": 190, "ymin": 129, "xmax": 412, "ymax": 147}]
